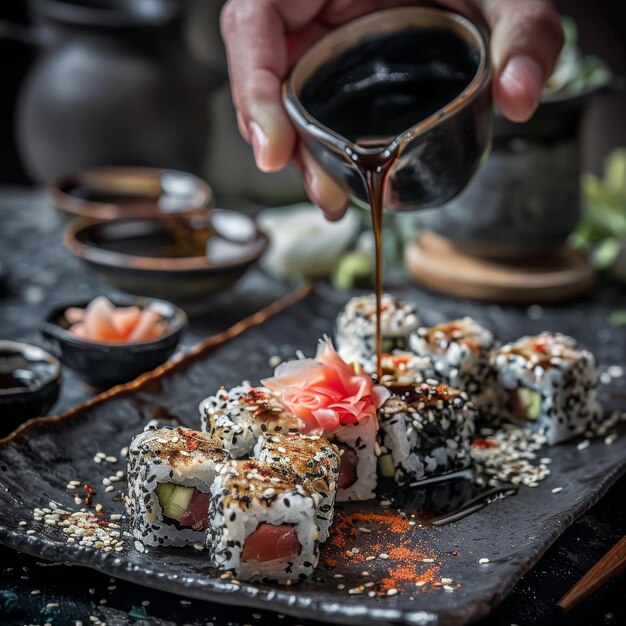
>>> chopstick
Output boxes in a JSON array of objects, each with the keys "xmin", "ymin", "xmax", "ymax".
[{"xmin": 556, "ymin": 534, "xmax": 626, "ymax": 613}]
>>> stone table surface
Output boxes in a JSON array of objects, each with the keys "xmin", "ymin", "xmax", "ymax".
[{"xmin": 0, "ymin": 187, "xmax": 625, "ymax": 626}]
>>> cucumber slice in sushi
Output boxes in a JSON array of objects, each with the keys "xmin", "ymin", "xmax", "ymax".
[
  {"xmin": 510, "ymin": 388, "xmax": 542, "ymax": 421},
  {"xmin": 378, "ymin": 453, "xmax": 395, "ymax": 478},
  {"xmin": 155, "ymin": 483, "xmax": 194, "ymax": 522}
]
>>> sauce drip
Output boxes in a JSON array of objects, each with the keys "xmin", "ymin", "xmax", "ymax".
[{"xmin": 351, "ymin": 141, "xmax": 399, "ymax": 380}]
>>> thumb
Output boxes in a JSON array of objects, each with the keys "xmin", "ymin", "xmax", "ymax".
[{"xmin": 481, "ymin": 0, "xmax": 564, "ymax": 122}]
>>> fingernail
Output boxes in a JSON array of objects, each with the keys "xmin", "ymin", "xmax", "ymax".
[
  {"xmin": 248, "ymin": 121, "xmax": 270, "ymax": 172},
  {"xmin": 500, "ymin": 54, "xmax": 543, "ymax": 108}
]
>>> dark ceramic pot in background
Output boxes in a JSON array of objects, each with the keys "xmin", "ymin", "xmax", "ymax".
[
  {"xmin": 418, "ymin": 86, "xmax": 610, "ymax": 258},
  {"xmin": 3, "ymin": 0, "xmax": 223, "ymax": 182}
]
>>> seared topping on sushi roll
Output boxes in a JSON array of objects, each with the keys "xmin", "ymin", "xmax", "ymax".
[
  {"xmin": 409, "ymin": 317, "xmax": 502, "ymax": 424},
  {"xmin": 416, "ymin": 317, "xmax": 495, "ymax": 354},
  {"xmin": 379, "ymin": 352, "xmax": 429, "ymax": 385},
  {"xmin": 217, "ymin": 460, "xmax": 302, "ymax": 507},
  {"xmin": 200, "ymin": 383, "xmax": 298, "ymax": 458},
  {"xmin": 383, "ymin": 381, "xmax": 470, "ymax": 410},
  {"xmin": 495, "ymin": 332, "xmax": 602, "ymax": 445},
  {"xmin": 139, "ymin": 426, "xmax": 227, "ymax": 468},
  {"xmin": 335, "ymin": 294, "xmax": 420, "ymax": 371},
  {"xmin": 254, "ymin": 433, "xmax": 339, "ymax": 490},
  {"xmin": 502, "ymin": 332, "xmax": 586, "ymax": 369}
]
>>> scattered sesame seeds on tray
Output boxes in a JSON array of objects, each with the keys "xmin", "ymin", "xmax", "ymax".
[{"xmin": 1, "ymin": 288, "xmax": 626, "ymax": 626}]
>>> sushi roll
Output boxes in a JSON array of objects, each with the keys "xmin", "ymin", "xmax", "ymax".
[
  {"xmin": 335, "ymin": 294, "xmax": 420, "ymax": 372},
  {"xmin": 332, "ymin": 416, "xmax": 379, "ymax": 501},
  {"xmin": 208, "ymin": 460, "xmax": 320, "ymax": 583},
  {"xmin": 126, "ymin": 426, "xmax": 229, "ymax": 547},
  {"xmin": 494, "ymin": 332, "xmax": 602, "ymax": 445},
  {"xmin": 378, "ymin": 381, "xmax": 476, "ymax": 486},
  {"xmin": 200, "ymin": 383, "xmax": 298, "ymax": 458},
  {"xmin": 253, "ymin": 432, "xmax": 340, "ymax": 541},
  {"xmin": 409, "ymin": 317, "xmax": 502, "ymax": 421}
]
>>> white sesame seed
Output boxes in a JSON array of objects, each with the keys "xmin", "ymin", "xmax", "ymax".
[
  {"xmin": 115, "ymin": 471, "xmax": 124, "ymax": 478},
  {"xmin": 379, "ymin": 553, "xmax": 389, "ymax": 559},
  {"xmin": 102, "ymin": 478, "xmax": 111, "ymax": 486},
  {"xmin": 180, "ymin": 599, "xmax": 191, "ymax": 605},
  {"xmin": 105, "ymin": 486, "xmax": 114, "ymax": 493},
  {"xmin": 422, "ymin": 558, "xmax": 435, "ymax": 563},
  {"xmin": 443, "ymin": 585, "xmax": 455, "ymax": 592},
  {"xmin": 416, "ymin": 581, "xmax": 426, "ymax": 587},
  {"xmin": 110, "ymin": 514, "xmax": 122, "ymax": 521},
  {"xmin": 387, "ymin": 588, "xmax": 398, "ymax": 596},
  {"xmin": 141, "ymin": 601, "xmax": 150, "ymax": 606},
  {"xmin": 26, "ymin": 530, "xmax": 36, "ymax": 535},
  {"xmin": 333, "ymin": 574, "xmax": 344, "ymax": 579},
  {"xmin": 105, "ymin": 456, "xmax": 117, "ymax": 463},
  {"xmin": 441, "ymin": 578, "xmax": 453, "ymax": 585},
  {"xmin": 479, "ymin": 558, "xmax": 490, "ymax": 565},
  {"xmin": 19, "ymin": 521, "xmax": 27, "ymax": 526},
  {"xmin": 551, "ymin": 487, "xmax": 563, "ymax": 493},
  {"xmin": 120, "ymin": 447, "xmax": 128, "ymax": 457},
  {"xmin": 577, "ymin": 440, "xmax": 590, "ymax": 451},
  {"xmin": 337, "ymin": 584, "xmax": 345, "ymax": 590},
  {"xmin": 31, "ymin": 589, "xmax": 41, "ymax": 595},
  {"xmin": 605, "ymin": 434, "xmax": 618, "ymax": 445}
]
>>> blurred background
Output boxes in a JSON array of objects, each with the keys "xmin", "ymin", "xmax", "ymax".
[
  {"xmin": 0, "ymin": 1, "xmax": 623, "ymax": 187},
  {"xmin": 0, "ymin": 0, "xmax": 625, "ymax": 299}
]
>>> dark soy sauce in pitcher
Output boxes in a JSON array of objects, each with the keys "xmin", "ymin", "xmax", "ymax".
[{"xmin": 300, "ymin": 28, "xmax": 478, "ymax": 377}]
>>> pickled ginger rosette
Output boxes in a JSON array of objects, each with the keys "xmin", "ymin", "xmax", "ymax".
[{"xmin": 262, "ymin": 337, "xmax": 389, "ymax": 501}]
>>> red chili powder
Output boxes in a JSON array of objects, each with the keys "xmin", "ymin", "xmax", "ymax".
[
  {"xmin": 472, "ymin": 437, "xmax": 498, "ymax": 449},
  {"xmin": 323, "ymin": 508, "xmax": 441, "ymax": 591}
]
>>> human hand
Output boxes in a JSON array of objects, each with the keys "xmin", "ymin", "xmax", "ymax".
[{"xmin": 221, "ymin": 0, "xmax": 564, "ymax": 219}]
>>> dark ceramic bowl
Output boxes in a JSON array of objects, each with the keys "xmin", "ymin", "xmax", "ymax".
[
  {"xmin": 63, "ymin": 210, "xmax": 268, "ymax": 311},
  {"xmin": 283, "ymin": 6, "xmax": 492, "ymax": 212},
  {"xmin": 49, "ymin": 167, "xmax": 213, "ymax": 221},
  {"xmin": 41, "ymin": 297, "xmax": 187, "ymax": 389},
  {"xmin": 0, "ymin": 341, "xmax": 62, "ymax": 435}
]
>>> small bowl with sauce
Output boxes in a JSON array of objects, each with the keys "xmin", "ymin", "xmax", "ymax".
[
  {"xmin": 0, "ymin": 341, "xmax": 62, "ymax": 436},
  {"xmin": 63, "ymin": 210, "xmax": 268, "ymax": 311},
  {"xmin": 41, "ymin": 296, "xmax": 187, "ymax": 389},
  {"xmin": 49, "ymin": 167, "xmax": 213, "ymax": 221}
]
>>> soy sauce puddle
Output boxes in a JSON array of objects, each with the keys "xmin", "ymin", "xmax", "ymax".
[{"xmin": 379, "ymin": 470, "xmax": 518, "ymax": 526}]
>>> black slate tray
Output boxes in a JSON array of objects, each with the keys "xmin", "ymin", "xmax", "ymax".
[{"xmin": 0, "ymin": 285, "xmax": 625, "ymax": 626}]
